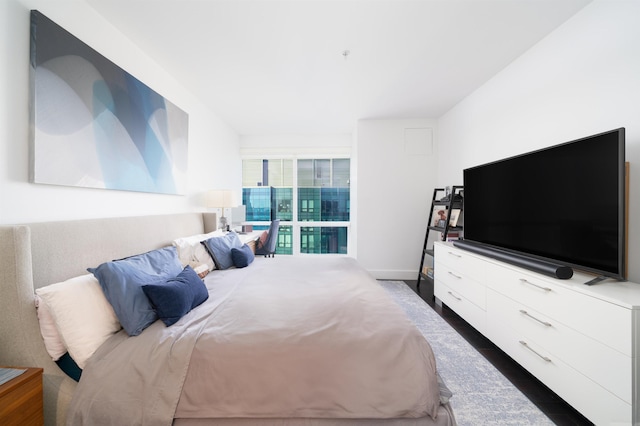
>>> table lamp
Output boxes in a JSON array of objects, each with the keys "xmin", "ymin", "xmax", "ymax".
[{"xmin": 206, "ymin": 190, "xmax": 234, "ymax": 231}]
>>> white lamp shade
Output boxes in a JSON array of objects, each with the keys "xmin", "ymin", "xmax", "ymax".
[{"xmin": 206, "ymin": 190, "xmax": 235, "ymax": 208}]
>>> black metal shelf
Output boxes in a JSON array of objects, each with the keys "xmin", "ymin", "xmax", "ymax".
[
  {"xmin": 432, "ymin": 200, "xmax": 463, "ymax": 209},
  {"xmin": 428, "ymin": 225, "xmax": 463, "ymax": 233},
  {"xmin": 419, "ymin": 272, "xmax": 434, "ymax": 282},
  {"xmin": 417, "ymin": 185, "xmax": 464, "ymax": 300}
]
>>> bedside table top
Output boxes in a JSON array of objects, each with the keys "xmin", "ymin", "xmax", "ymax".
[
  {"xmin": 0, "ymin": 367, "xmax": 44, "ymax": 426},
  {"xmin": 0, "ymin": 367, "xmax": 43, "ymax": 397}
]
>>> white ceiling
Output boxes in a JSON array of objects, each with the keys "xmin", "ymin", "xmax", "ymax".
[{"xmin": 85, "ymin": 0, "xmax": 591, "ymax": 135}]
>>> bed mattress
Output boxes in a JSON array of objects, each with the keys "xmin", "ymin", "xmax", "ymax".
[{"xmin": 67, "ymin": 256, "xmax": 451, "ymax": 425}]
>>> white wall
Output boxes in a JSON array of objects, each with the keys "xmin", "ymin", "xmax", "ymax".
[
  {"xmin": 240, "ymin": 134, "xmax": 352, "ymax": 153},
  {"xmin": 438, "ymin": 0, "xmax": 640, "ymax": 282},
  {"xmin": 0, "ymin": 0, "xmax": 240, "ymax": 225},
  {"xmin": 356, "ymin": 119, "xmax": 438, "ymax": 279},
  {"xmin": 239, "ymin": 127, "xmax": 437, "ymax": 279},
  {"xmin": 7, "ymin": 0, "xmax": 631, "ymax": 283}
]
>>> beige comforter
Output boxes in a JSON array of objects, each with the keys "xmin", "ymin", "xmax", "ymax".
[{"xmin": 67, "ymin": 256, "xmax": 441, "ymax": 425}]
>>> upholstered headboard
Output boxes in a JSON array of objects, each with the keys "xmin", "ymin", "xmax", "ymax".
[{"xmin": 0, "ymin": 212, "xmax": 216, "ymax": 426}]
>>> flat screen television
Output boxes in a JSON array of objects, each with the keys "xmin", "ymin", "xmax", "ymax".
[{"xmin": 460, "ymin": 128, "xmax": 626, "ymax": 284}]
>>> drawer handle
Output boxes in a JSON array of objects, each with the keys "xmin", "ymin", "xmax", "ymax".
[
  {"xmin": 519, "ymin": 340, "xmax": 552, "ymax": 362},
  {"xmin": 447, "ymin": 271, "xmax": 462, "ymax": 279},
  {"xmin": 519, "ymin": 279, "xmax": 552, "ymax": 292},
  {"xmin": 447, "ymin": 251, "xmax": 462, "ymax": 258},
  {"xmin": 519, "ymin": 310, "xmax": 552, "ymax": 327},
  {"xmin": 447, "ymin": 291, "xmax": 462, "ymax": 301}
]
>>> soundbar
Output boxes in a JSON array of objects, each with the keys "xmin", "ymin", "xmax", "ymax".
[{"xmin": 452, "ymin": 240, "xmax": 573, "ymax": 280}]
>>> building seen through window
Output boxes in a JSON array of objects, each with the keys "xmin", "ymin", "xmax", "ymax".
[{"xmin": 242, "ymin": 158, "xmax": 350, "ymax": 255}]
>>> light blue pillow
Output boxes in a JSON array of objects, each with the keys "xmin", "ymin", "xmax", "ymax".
[
  {"xmin": 231, "ymin": 244, "xmax": 255, "ymax": 268},
  {"xmin": 88, "ymin": 246, "xmax": 183, "ymax": 336},
  {"xmin": 202, "ymin": 232, "xmax": 243, "ymax": 270},
  {"xmin": 142, "ymin": 266, "xmax": 209, "ymax": 327}
]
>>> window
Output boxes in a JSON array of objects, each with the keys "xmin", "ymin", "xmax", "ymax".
[
  {"xmin": 242, "ymin": 158, "xmax": 350, "ymax": 255},
  {"xmin": 300, "ymin": 227, "xmax": 348, "ymax": 254}
]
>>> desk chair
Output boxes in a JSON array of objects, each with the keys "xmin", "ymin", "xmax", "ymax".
[{"xmin": 255, "ymin": 220, "xmax": 280, "ymax": 257}]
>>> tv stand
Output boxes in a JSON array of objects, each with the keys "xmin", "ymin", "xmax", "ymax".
[
  {"xmin": 434, "ymin": 241, "xmax": 640, "ymax": 425},
  {"xmin": 583, "ymin": 275, "xmax": 609, "ymax": 286}
]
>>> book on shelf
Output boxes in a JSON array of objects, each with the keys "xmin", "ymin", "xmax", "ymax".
[
  {"xmin": 448, "ymin": 209, "xmax": 461, "ymax": 227},
  {"xmin": 422, "ymin": 266, "xmax": 434, "ymax": 279},
  {"xmin": 446, "ymin": 232, "xmax": 460, "ymax": 242}
]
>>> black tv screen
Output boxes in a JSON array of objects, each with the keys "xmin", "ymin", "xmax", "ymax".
[{"xmin": 463, "ymin": 128, "xmax": 626, "ymax": 281}]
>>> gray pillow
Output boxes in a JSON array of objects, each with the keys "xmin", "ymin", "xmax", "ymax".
[{"xmin": 202, "ymin": 232, "xmax": 243, "ymax": 270}]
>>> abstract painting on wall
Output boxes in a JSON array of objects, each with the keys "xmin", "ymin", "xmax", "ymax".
[{"xmin": 29, "ymin": 10, "xmax": 189, "ymax": 195}]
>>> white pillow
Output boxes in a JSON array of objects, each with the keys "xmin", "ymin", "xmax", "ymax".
[
  {"xmin": 173, "ymin": 230, "xmax": 224, "ymax": 271},
  {"xmin": 35, "ymin": 274, "xmax": 122, "ymax": 369},
  {"xmin": 34, "ymin": 295, "xmax": 66, "ymax": 361}
]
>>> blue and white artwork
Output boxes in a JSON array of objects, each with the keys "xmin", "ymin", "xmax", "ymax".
[{"xmin": 29, "ymin": 10, "xmax": 189, "ymax": 195}]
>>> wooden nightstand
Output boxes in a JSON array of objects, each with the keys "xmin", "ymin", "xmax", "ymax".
[{"xmin": 0, "ymin": 368, "xmax": 44, "ymax": 426}]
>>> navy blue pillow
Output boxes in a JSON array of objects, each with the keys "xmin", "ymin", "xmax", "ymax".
[
  {"xmin": 88, "ymin": 246, "xmax": 183, "ymax": 336},
  {"xmin": 231, "ymin": 244, "xmax": 255, "ymax": 268},
  {"xmin": 202, "ymin": 232, "xmax": 243, "ymax": 270},
  {"xmin": 55, "ymin": 352, "xmax": 82, "ymax": 382},
  {"xmin": 142, "ymin": 265, "xmax": 209, "ymax": 327}
]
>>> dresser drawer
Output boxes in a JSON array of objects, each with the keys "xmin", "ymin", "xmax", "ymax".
[
  {"xmin": 435, "ymin": 262, "xmax": 486, "ymax": 310},
  {"xmin": 487, "ymin": 289, "xmax": 631, "ymax": 404},
  {"xmin": 435, "ymin": 280, "xmax": 486, "ymax": 335},
  {"xmin": 486, "ymin": 310, "xmax": 631, "ymax": 426},
  {"xmin": 485, "ymin": 262, "xmax": 632, "ymax": 356},
  {"xmin": 434, "ymin": 243, "xmax": 486, "ymax": 280}
]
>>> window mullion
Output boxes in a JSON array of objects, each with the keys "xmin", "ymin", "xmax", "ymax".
[{"xmin": 292, "ymin": 158, "xmax": 300, "ymax": 256}]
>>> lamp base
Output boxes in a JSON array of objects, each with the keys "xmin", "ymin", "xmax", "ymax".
[{"xmin": 219, "ymin": 216, "xmax": 229, "ymax": 231}]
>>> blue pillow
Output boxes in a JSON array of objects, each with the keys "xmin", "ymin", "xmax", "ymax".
[
  {"xmin": 88, "ymin": 246, "xmax": 183, "ymax": 336},
  {"xmin": 201, "ymin": 232, "xmax": 243, "ymax": 270},
  {"xmin": 231, "ymin": 244, "xmax": 255, "ymax": 268},
  {"xmin": 142, "ymin": 266, "xmax": 209, "ymax": 327}
]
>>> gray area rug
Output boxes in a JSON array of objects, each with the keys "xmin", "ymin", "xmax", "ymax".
[{"xmin": 379, "ymin": 281, "xmax": 554, "ymax": 426}]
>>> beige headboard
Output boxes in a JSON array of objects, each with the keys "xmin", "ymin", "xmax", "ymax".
[{"xmin": 0, "ymin": 212, "xmax": 216, "ymax": 426}]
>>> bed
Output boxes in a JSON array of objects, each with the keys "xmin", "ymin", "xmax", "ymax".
[{"xmin": 0, "ymin": 213, "xmax": 456, "ymax": 426}]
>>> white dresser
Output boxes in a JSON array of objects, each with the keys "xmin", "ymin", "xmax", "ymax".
[{"xmin": 434, "ymin": 241, "xmax": 640, "ymax": 426}]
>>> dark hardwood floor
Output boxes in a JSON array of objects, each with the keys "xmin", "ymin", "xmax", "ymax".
[{"xmin": 404, "ymin": 280, "xmax": 594, "ymax": 426}]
